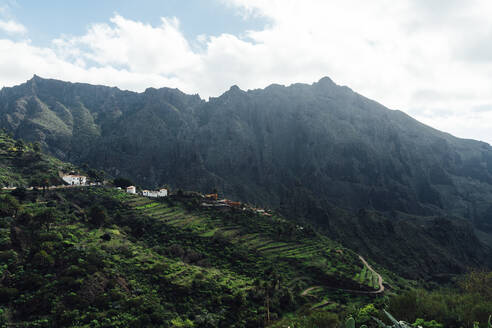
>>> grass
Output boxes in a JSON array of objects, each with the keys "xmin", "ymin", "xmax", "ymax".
[{"xmin": 135, "ymin": 202, "xmax": 160, "ymax": 210}]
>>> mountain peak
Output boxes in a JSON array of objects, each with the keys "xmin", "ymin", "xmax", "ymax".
[
  {"xmin": 228, "ymin": 85, "xmax": 242, "ymax": 92},
  {"xmin": 28, "ymin": 74, "xmax": 44, "ymax": 83},
  {"xmin": 23, "ymin": 74, "xmax": 45, "ymax": 94},
  {"xmin": 316, "ymin": 76, "xmax": 336, "ymax": 86}
]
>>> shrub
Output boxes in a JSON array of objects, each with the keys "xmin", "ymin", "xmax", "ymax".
[
  {"xmin": 33, "ymin": 250, "xmax": 55, "ymax": 268},
  {"xmin": 357, "ymin": 303, "xmax": 379, "ymax": 324},
  {"xmin": 0, "ymin": 195, "xmax": 20, "ymax": 217},
  {"xmin": 310, "ymin": 311, "xmax": 339, "ymax": 328},
  {"xmin": 100, "ymin": 233, "xmax": 111, "ymax": 241},
  {"xmin": 0, "ymin": 287, "xmax": 18, "ymax": 303},
  {"xmin": 35, "ymin": 208, "xmax": 57, "ymax": 231},
  {"xmin": 459, "ymin": 270, "xmax": 492, "ymax": 299},
  {"xmin": 413, "ymin": 318, "xmax": 443, "ymax": 328},
  {"xmin": 38, "ymin": 231, "xmax": 63, "ymax": 242},
  {"xmin": 11, "ymin": 187, "xmax": 27, "ymax": 201},
  {"xmin": 0, "ymin": 250, "xmax": 17, "ymax": 263},
  {"xmin": 170, "ymin": 317, "xmax": 194, "ymax": 327},
  {"xmin": 89, "ymin": 205, "xmax": 108, "ymax": 227}
]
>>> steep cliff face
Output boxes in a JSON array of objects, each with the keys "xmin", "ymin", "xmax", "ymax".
[
  {"xmin": 192, "ymin": 78, "xmax": 492, "ymax": 223},
  {"xmin": 2, "ymin": 76, "xmax": 492, "ymax": 217},
  {"xmin": 1, "ymin": 75, "xmax": 492, "ymax": 277}
]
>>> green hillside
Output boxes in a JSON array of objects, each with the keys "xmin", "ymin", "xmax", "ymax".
[
  {"xmin": 0, "ymin": 187, "xmax": 407, "ymax": 327},
  {"xmin": 2, "ymin": 187, "xmax": 491, "ymax": 328},
  {"xmin": 0, "ymin": 130, "xmax": 71, "ymax": 187}
]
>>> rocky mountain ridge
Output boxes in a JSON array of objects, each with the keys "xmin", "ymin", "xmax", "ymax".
[{"xmin": 1, "ymin": 75, "xmax": 492, "ymax": 278}]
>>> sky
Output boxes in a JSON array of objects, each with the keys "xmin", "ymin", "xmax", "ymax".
[{"xmin": 1, "ymin": 0, "xmax": 492, "ymax": 144}]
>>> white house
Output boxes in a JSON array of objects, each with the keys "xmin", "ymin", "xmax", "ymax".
[
  {"xmin": 142, "ymin": 188, "xmax": 168, "ymax": 198},
  {"xmin": 62, "ymin": 175, "xmax": 87, "ymax": 186},
  {"xmin": 126, "ymin": 186, "xmax": 136, "ymax": 194}
]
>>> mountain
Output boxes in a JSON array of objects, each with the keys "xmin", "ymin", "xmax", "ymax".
[{"xmin": 1, "ymin": 75, "xmax": 492, "ymax": 279}]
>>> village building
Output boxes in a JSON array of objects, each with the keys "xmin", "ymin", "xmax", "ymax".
[
  {"xmin": 219, "ymin": 199, "xmax": 242, "ymax": 208},
  {"xmin": 126, "ymin": 186, "xmax": 136, "ymax": 194},
  {"xmin": 142, "ymin": 188, "xmax": 168, "ymax": 198},
  {"xmin": 62, "ymin": 174, "xmax": 87, "ymax": 186},
  {"xmin": 204, "ymin": 193, "xmax": 218, "ymax": 201}
]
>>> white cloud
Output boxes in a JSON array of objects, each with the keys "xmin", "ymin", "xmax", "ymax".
[
  {"xmin": 0, "ymin": 19, "xmax": 26, "ymax": 34},
  {"xmin": 2, "ymin": 2, "xmax": 492, "ymax": 143},
  {"xmin": 0, "ymin": 39, "xmax": 183, "ymax": 92},
  {"xmin": 54, "ymin": 15, "xmax": 200, "ymax": 75},
  {"xmin": 218, "ymin": 0, "xmax": 492, "ymax": 144}
]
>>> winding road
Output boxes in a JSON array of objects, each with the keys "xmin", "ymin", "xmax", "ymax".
[
  {"xmin": 301, "ymin": 254, "xmax": 384, "ymax": 298},
  {"xmin": 358, "ymin": 255, "xmax": 384, "ymax": 294}
]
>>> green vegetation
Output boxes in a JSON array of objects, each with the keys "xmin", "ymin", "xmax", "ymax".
[
  {"xmin": 0, "ymin": 187, "xmax": 400, "ymax": 327},
  {"xmin": 0, "ymin": 130, "xmax": 71, "ymax": 187},
  {"xmin": 387, "ymin": 270, "xmax": 492, "ymax": 328},
  {"xmin": 345, "ymin": 316, "xmax": 367, "ymax": 328}
]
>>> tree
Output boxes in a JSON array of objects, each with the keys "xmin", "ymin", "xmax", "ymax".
[
  {"xmin": 32, "ymin": 142, "xmax": 41, "ymax": 153},
  {"xmin": 89, "ymin": 205, "xmax": 108, "ymax": 227},
  {"xmin": 356, "ymin": 303, "xmax": 379, "ymax": 324},
  {"xmin": 0, "ymin": 195, "xmax": 20, "ymax": 217},
  {"xmin": 254, "ymin": 269, "xmax": 280, "ymax": 326},
  {"xmin": 32, "ymin": 250, "xmax": 54, "ymax": 268},
  {"xmin": 41, "ymin": 176, "xmax": 50, "ymax": 193},
  {"xmin": 11, "ymin": 187, "xmax": 27, "ymax": 201},
  {"xmin": 35, "ymin": 208, "xmax": 57, "ymax": 231},
  {"xmin": 88, "ymin": 169, "xmax": 106, "ymax": 184},
  {"xmin": 30, "ymin": 177, "xmax": 42, "ymax": 189},
  {"xmin": 459, "ymin": 269, "xmax": 492, "ymax": 299},
  {"xmin": 14, "ymin": 139, "xmax": 24, "ymax": 151}
]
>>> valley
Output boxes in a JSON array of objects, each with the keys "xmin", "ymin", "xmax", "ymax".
[
  {"xmin": 1, "ymin": 76, "xmax": 491, "ymax": 280},
  {"xmin": 0, "ymin": 78, "xmax": 491, "ymax": 327}
]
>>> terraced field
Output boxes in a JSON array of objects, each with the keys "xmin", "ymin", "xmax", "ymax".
[
  {"xmin": 64, "ymin": 217, "xmax": 254, "ymax": 292},
  {"xmin": 355, "ymin": 265, "xmax": 379, "ymax": 290},
  {"xmin": 116, "ymin": 192, "xmax": 381, "ymax": 293}
]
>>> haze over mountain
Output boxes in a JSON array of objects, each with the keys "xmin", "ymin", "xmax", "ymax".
[{"xmin": 1, "ymin": 75, "xmax": 492, "ymax": 278}]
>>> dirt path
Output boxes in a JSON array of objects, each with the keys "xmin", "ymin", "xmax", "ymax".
[
  {"xmin": 358, "ymin": 255, "xmax": 384, "ymax": 294},
  {"xmin": 301, "ymin": 286, "xmax": 321, "ymax": 296},
  {"xmin": 300, "ymin": 254, "xmax": 384, "ymax": 297}
]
